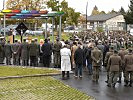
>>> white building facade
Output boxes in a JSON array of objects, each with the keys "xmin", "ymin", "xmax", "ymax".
[{"xmin": 87, "ymin": 13, "xmax": 126, "ymax": 31}]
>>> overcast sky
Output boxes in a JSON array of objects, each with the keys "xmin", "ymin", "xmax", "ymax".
[
  {"xmin": 66, "ymin": 0, "xmax": 130, "ymax": 15},
  {"xmin": 0, "ymin": 0, "xmax": 130, "ymax": 15}
]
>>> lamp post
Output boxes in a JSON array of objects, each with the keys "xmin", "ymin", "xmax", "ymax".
[
  {"xmin": 86, "ymin": 2, "xmax": 88, "ymax": 30},
  {"xmin": 3, "ymin": 0, "xmax": 5, "ymax": 10}
]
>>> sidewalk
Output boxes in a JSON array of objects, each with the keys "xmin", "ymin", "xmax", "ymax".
[{"xmin": 53, "ymin": 69, "xmax": 133, "ymax": 100}]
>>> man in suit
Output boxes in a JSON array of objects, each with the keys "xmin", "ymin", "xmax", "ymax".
[
  {"xmin": 11, "ymin": 40, "xmax": 21, "ymax": 65},
  {"xmin": 41, "ymin": 39, "xmax": 52, "ymax": 67}
]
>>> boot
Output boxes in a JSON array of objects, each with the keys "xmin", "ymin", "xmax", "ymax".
[
  {"xmin": 129, "ymin": 80, "xmax": 132, "ymax": 87},
  {"xmin": 124, "ymin": 80, "xmax": 129, "ymax": 87}
]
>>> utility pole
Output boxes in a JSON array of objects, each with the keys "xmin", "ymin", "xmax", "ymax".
[
  {"xmin": 3, "ymin": 0, "xmax": 5, "ymax": 10},
  {"xmin": 86, "ymin": 2, "xmax": 88, "ymax": 30}
]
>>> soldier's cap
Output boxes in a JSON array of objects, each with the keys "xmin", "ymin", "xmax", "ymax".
[
  {"xmin": 110, "ymin": 46, "xmax": 114, "ymax": 50},
  {"xmin": 98, "ymin": 40, "xmax": 102, "ymax": 43},
  {"xmin": 56, "ymin": 38, "xmax": 59, "ymax": 41},
  {"xmin": 114, "ymin": 50, "xmax": 118, "ymax": 54}
]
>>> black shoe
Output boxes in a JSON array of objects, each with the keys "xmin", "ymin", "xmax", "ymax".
[
  {"xmin": 112, "ymin": 83, "xmax": 116, "ymax": 88},
  {"xmin": 124, "ymin": 84, "xmax": 128, "ymax": 87},
  {"xmin": 129, "ymin": 84, "xmax": 132, "ymax": 87},
  {"xmin": 105, "ymin": 81, "xmax": 108, "ymax": 83},
  {"xmin": 117, "ymin": 80, "xmax": 121, "ymax": 83},
  {"xmin": 107, "ymin": 84, "xmax": 111, "ymax": 87}
]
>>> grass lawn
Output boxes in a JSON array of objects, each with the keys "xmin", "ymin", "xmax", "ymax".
[
  {"xmin": 6, "ymin": 33, "xmax": 71, "ymax": 42},
  {"xmin": 0, "ymin": 66, "xmax": 60, "ymax": 77},
  {"xmin": 0, "ymin": 77, "xmax": 94, "ymax": 100}
]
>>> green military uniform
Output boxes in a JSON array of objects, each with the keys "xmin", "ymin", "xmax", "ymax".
[
  {"xmin": 21, "ymin": 39, "xmax": 29, "ymax": 66},
  {"xmin": 118, "ymin": 48, "xmax": 128, "ymax": 83},
  {"xmin": 107, "ymin": 51, "xmax": 122, "ymax": 87},
  {"xmin": 124, "ymin": 49, "xmax": 133, "ymax": 87},
  {"xmin": 53, "ymin": 40, "xmax": 62, "ymax": 68},
  {"xmin": 91, "ymin": 47, "xmax": 103, "ymax": 82},
  {"xmin": 104, "ymin": 48, "xmax": 114, "ymax": 83},
  {"xmin": 4, "ymin": 41, "xmax": 12, "ymax": 65},
  {"xmin": 29, "ymin": 40, "xmax": 38, "ymax": 66}
]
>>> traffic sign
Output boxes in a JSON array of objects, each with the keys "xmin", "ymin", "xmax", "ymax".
[{"xmin": 16, "ymin": 22, "xmax": 28, "ymax": 35}]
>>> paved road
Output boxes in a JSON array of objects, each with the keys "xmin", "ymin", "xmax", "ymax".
[{"xmin": 53, "ymin": 68, "xmax": 133, "ymax": 100}]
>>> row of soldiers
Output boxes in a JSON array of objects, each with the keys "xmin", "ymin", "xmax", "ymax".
[{"xmin": 0, "ymin": 37, "xmax": 62, "ymax": 68}]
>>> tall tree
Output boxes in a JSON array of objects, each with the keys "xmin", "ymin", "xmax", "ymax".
[
  {"xmin": 119, "ymin": 7, "xmax": 126, "ymax": 15},
  {"xmin": 91, "ymin": 5, "xmax": 99, "ymax": 15},
  {"xmin": 6, "ymin": 0, "xmax": 43, "ymax": 10},
  {"xmin": 125, "ymin": 0, "xmax": 133, "ymax": 24}
]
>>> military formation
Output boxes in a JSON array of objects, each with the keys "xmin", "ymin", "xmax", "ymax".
[{"xmin": 0, "ymin": 30, "xmax": 133, "ymax": 88}]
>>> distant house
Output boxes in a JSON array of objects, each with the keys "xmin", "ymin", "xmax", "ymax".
[{"xmin": 87, "ymin": 13, "xmax": 126, "ymax": 31}]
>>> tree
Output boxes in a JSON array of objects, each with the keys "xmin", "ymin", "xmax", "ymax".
[
  {"xmin": 47, "ymin": 0, "xmax": 80, "ymax": 27},
  {"xmin": 124, "ymin": 0, "xmax": 133, "ymax": 24},
  {"xmin": 99, "ymin": 11, "xmax": 106, "ymax": 14},
  {"xmin": 91, "ymin": 5, "xmax": 99, "ymax": 15},
  {"xmin": 6, "ymin": 0, "xmax": 43, "ymax": 10},
  {"xmin": 119, "ymin": 7, "xmax": 126, "ymax": 15}
]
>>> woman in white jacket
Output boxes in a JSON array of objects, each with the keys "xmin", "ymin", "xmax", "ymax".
[{"xmin": 60, "ymin": 43, "xmax": 71, "ymax": 80}]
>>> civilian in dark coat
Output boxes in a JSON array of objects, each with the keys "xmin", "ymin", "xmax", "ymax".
[
  {"xmin": 74, "ymin": 42, "xmax": 84, "ymax": 78},
  {"xmin": 41, "ymin": 39, "xmax": 52, "ymax": 67}
]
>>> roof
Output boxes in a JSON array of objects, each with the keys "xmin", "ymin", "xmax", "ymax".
[
  {"xmin": 0, "ymin": 10, "xmax": 64, "ymax": 19},
  {"xmin": 87, "ymin": 13, "xmax": 122, "ymax": 22}
]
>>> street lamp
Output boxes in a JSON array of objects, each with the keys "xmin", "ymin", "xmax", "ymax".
[
  {"xmin": 86, "ymin": 2, "xmax": 88, "ymax": 30},
  {"xmin": 3, "ymin": 0, "xmax": 5, "ymax": 10}
]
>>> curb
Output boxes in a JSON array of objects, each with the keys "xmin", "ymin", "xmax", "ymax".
[{"xmin": 0, "ymin": 73, "xmax": 62, "ymax": 80}]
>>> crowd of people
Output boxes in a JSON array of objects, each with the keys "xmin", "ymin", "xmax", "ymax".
[{"xmin": 0, "ymin": 30, "xmax": 133, "ymax": 88}]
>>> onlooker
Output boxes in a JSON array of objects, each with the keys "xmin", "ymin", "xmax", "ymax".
[
  {"xmin": 60, "ymin": 42, "xmax": 71, "ymax": 80},
  {"xmin": 74, "ymin": 42, "xmax": 84, "ymax": 78}
]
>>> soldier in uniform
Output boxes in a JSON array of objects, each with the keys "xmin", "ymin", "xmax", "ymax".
[
  {"xmin": 21, "ymin": 39, "xmax": 29, "ymax": 66},
  {"xmin": 11, "ymin": 40, "xmax": 21, "ymax": 65},
  {"xmin": 35, "ymin": 38, "xmax": 40, "ymax": 66},
  {"xmin": 29, "ymin": 39, "xmax": 38, "ymax": 66},
  {"xmin": 53, "ymin": 38, "xmax": 62, "ymax": 68},
  {"xmin": 124, "ymin": 49, "xmax": 133, "ymax": 87},
  {"xmin": 107, "ymin": 50, "xmax": 122, "ymax": 87},
  {"xmin": 91, "ymin": 46, "xmax": 103, "ymax": 82},
  {"xmin": 118, "ymin": 46, "xmax": 128, "ymax": 83},
  {"xmin": 4, "ymin": 41, "xmax": 12, "ymax": 65},
  {"xmin": 104, "ymin": 46, "xmax": 114, "ymax": 83}
]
